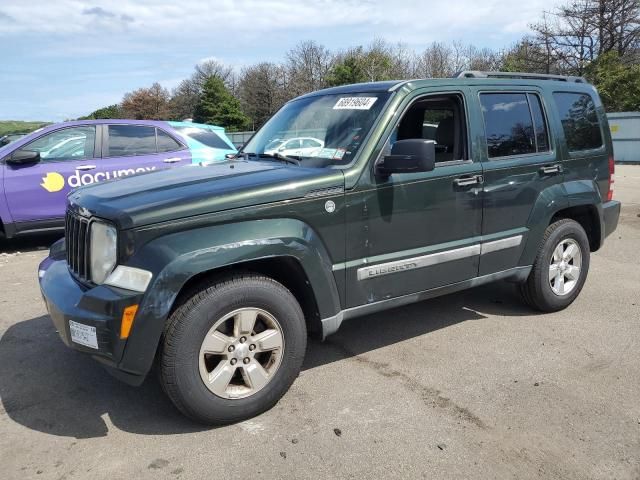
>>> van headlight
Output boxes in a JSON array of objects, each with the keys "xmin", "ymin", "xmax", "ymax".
[{"xmin": 90, "ymin": 221, "xmax": 117, "ymax": 284}]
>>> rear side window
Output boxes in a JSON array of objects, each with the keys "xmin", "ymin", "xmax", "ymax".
[
  {"xmin": 156, "ymin": 129, "xmax": 182, "ymax": 152},
  {"xmin": 553, "ymin": 92, "xmax": 603, "ymax": 152},
  {"xmin": 480, "ymin": 93, "xmax": 551, "ymax": 159},
  {"xmin": 107, "ymin": 125, "xmax": 156, "ymax": 157},
  {"xmin": 302, "ymin": 138, "xmax": 321, "ymax": 148},
  {"xmin": 284, "ymin": 139, "xmax": 302, "ymax": 149}
]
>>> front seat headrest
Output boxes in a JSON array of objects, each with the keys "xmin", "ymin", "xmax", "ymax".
[{"xmin": 435, "ymin": 116, "xmax": 455, "ymax": 146}]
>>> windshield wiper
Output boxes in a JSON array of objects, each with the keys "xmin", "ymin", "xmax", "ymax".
[{"xmin": 244, "ymin": 152, "xmax": 300, "ymax": 166}]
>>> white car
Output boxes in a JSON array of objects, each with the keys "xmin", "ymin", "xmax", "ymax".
[{"xmin": 264, "ymin": 137, "xmax": 324, "ymax": 157}]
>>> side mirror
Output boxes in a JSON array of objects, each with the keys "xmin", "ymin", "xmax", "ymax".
[
  {"xmin": 7, "ymin": 149, "xmax": 41, "ymax": 165},
  {"xmin": 376, "ymin": 139, "xmax": 435, "ymax": 177}
]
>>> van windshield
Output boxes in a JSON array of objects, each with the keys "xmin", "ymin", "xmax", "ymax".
[{"xmin": 242, "ymin": 92, "xmax": 390, "ymax": 167}]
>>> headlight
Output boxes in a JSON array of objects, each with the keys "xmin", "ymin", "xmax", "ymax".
[{"xmin": 90, "ymin": 221, "xmax": 117, "ymax": 284}]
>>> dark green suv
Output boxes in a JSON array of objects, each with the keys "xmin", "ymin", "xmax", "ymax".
[{"xmin": 39, "ymin": 71, "xmax": 620, "ymax": 424}]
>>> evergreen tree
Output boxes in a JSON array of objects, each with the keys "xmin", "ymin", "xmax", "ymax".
[
  {"xmin": 193, "ymin": 77, "xmax": 249, "ymax": 131},
  {"xmin": 586, "ymin": 51, "xmax": 640, "ymax": 111},
  {"xmin": 326, "ymin": 54, "xmax": 368, "ymax": 86},
  {"xmin": 79, "ymin": 104, "xmax": 122, "ymax": 120}
]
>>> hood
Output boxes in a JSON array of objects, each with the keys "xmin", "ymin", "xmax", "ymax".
[{"xmin": 68, "ymin": 160, "xmax": 345, "ymax": 229}]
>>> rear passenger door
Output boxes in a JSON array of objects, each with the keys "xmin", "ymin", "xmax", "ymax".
[
  {"xmin": 97, "ymin": 124, "xmax": 189, "ymax": 182},
  {"xmin": 470, "ymin": 88, "xmax": 565, "ymax": 276}
]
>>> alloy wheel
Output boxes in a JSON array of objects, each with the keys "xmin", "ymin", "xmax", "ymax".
[
  {"xmin": 198, "ymin": 308, "xmax": 284, "ymax": 399},
  {"xmin": 548, "ymin": 238, "xmax": 582, "ymax": 296}
]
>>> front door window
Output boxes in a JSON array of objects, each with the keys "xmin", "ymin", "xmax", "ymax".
[{"xmin": 20, "ymin": 126, "xmax": 96, "ymax": 162}]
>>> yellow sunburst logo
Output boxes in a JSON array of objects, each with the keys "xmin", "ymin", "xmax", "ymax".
[{"xmin": 41, "ymin": 172, "xmax": 65, "ymax": 192}]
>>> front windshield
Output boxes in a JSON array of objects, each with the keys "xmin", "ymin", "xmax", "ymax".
[{"xmin": 243, "ymin": 92, "xmax": 390, "ymax": 167}]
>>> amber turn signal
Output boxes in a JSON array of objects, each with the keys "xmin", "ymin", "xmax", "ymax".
[{"xmin": 120, "ymin": 304, "xmax": 139, "ymax": 339}]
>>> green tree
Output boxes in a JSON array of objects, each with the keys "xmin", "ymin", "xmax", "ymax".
[
  {"xmin": 79, "ymin": 104, "xmax": 122, "ymax": 120},
  {"xmin": 586, "ymin": 51, "xmax": 640, "ymax": 111},
  {"xmin": 326, "ymin": 53, "xmax": 368, "ymax": 86},
  {"xmin": 325, "ymin": 42, "xmax": 395, "ymax": 87},
  {"xmin": 193, "ymin": 77, "xmax": 249, "ymax": 131}
]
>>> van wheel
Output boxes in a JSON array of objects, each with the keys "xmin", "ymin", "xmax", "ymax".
[
  {"xmin": 160, "ymin": 274, "xmax": 306, "ymax": 425},
  {"xmin": 519, "ymin": 219, "xmax": 590, "ymax": 312}
]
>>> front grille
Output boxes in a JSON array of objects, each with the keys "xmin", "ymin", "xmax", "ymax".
[{"xmin": 65, "ymin": 210, "xmax": 91, "ymax": 280}]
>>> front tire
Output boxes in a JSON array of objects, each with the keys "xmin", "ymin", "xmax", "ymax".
[
  {"xmin": 160, "ymin": 274, "xmax": 306, "ymax": 425},
  {"xmin": 519, "ymin": 219, "xmax": 590, "ymax": 312}
]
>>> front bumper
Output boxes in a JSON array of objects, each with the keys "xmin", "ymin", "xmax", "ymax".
[{"xmin": 39, "ymin": 254, "xmax": 146, "ymax": 385}]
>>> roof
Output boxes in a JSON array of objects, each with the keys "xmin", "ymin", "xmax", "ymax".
[
  {"xmin": 296, "ymin": 81, "xmax": 404, "ymax": 99},
  {"xmin": 455, "ymin": 70, "xmax": 588, "ymax": 83},
  {"xmin": 44, "ymin": 119, "xmax": 171, "ymax": 128},
  {"xmin": 295, "ymin": 72, "xmax": 595, "ymax": 101}
]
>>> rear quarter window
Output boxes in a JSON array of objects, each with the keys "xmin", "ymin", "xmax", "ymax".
[
  {"xmin": 175, "ymin": 127, "xmax": 233, "ymax": 150},
  {"xmin": 157, "ymin": 129, "xmax": 182, "ymax": 152},
  {"xmin": 552, "ymin": 92, "xmax": 603, "ymax": 152}
]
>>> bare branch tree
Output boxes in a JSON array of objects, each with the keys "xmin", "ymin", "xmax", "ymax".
[
  {"xmin": 286, "ymin": 40, "xmax": 334, "ymax": 95},
  {"xmin": 238, "ymin": 62, "xmax": 290, "ymax": 129}
]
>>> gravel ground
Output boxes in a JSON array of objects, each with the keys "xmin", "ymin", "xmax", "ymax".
[{"xmin": 0, "ymin": 165, "xmax": 638, "ymax": 480}]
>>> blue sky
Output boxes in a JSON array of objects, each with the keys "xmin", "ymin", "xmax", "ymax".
[{"xmin": 0, "ymin": 0, "xmax": 556, "ymax": 121}]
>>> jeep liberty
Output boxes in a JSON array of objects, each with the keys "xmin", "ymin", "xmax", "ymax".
[{"xmin": 38, "ymin": 71, "xmax": 621, "ymax": 424}]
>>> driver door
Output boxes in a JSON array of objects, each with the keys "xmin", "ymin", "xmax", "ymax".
[
  {"xmin": 3, "ymin": 125, "xmax": 98, "ymax": 227},
  {"xmin": 344, "ymin": 89, "xmax": 484, "ymax": 307}
]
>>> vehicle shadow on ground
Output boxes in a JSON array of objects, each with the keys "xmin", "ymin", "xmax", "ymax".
[
  {"xmin": 0, "ymin": 232, "xmax": 62, "ymax": 254},
  {"xmin": 304, "ymin": 281, "xmax": 533, "ymax": 370},
  {"xmin": 0, "ymin": 282, "xmax": 534, "ymax": 439}
]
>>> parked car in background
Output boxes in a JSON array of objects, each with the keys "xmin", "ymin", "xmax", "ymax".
[
  {"xmin": 0, "ymin": 119, "xmax": 234, "ymax": 238},
  {"xmin": 168, "ymin": 121, "xmax": 237, "ymax": 163},
  {"xmin": 0, "ymin": 132, "xmax": 28, "ymax": 147},
  {"xmin": 264, "ymin": 136, "xmax": 324, "ymax": 157}
]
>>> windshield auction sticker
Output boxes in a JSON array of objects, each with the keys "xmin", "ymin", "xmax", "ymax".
[{"xmin": 333, "ymin": 97, "xmax": 378, "ymax": 110}]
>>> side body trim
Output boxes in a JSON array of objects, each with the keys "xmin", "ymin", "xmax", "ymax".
[
  {"xmin": 322, "ymin": 266, "xmax": 532, "ymax": 339},
  {"xmin": 357, "ymin": 244, "xmax": 480, "ymax": 281},
  {"xmin": 480, "ymin": 235, "xmax": 523, "ymax": 255},
  {"xmin": 355, "ymin": 234, "xmax": 523, "ymax": 281}
]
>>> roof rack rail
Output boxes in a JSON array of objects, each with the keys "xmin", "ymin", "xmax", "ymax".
[{"xmin": 454, "ymin": 70, "xmax": 588, "ymax": 83}]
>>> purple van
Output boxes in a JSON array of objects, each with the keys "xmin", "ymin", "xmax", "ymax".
[{"xmin": 0, "ymin": 120, "xmax": 236, "ymax": 238}]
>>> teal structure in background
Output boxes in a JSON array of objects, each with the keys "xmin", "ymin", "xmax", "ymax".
[{"xmin": 168, "ymin": 121, "xmax": 237, "ymax": 163}]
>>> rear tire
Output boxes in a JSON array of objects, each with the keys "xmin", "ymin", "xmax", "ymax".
[
  {"xmin": 160, "ymin": 274, "xmax": 306, "ymax": 425},
  {"xmin": 519, "ymin": 219, "xmax": 590, "ymax": 312}
]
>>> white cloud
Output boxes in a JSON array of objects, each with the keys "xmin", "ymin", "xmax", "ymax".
[
  {"xmin": 0, "ymin": 0, "xmax": 556, "ymax": 43},
  {"xmin": 0, "ymin": 0, "xmax": 562, "ymax": 120}
]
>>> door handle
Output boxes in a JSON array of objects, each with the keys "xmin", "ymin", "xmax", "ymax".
[
  {"xmin": 75, "ymin": 165, "xmax": 96, "ymax": 171},
  {"xmin": 540, "ymin": 164, "xmax": 562, "ymax": 175},
  {"xmin": 453, "ymin": 175, "xmax": 483, "ymax": 187},
  {"xmin": 163, "ymin": 157, "xmax": 182, "ymax": 163}
]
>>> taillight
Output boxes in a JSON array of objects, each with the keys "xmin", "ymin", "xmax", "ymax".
[{"xmin": 607, "ymin": 156, "xmax": 615, "ymax": 201}]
